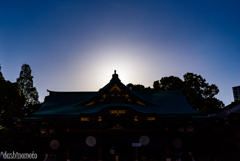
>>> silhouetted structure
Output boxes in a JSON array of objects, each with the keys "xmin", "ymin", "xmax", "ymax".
[
  {"xmin": 12, "ymin": 71, "xmax": 240, "ymax": 161},
  {"xmin": 233, "ymin": 86, "xmax": 240, "ymax": 100}
]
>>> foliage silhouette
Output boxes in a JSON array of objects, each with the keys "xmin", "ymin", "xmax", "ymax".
[
  {"xmin": 127, "ymin": 83, "xmax": 153, "ymax": 91},
  {"xmin": 128, "ymin": 72, "xmax": 224, "ymax": 115},
  {"xmin": 17, "ymin": 64, "xmax": 39, "ymax": 106},
  {"xmin": 153, "ymin": 73, "xmax": 224, "ymax": 115},
  {"xmin": 0, "ymin": 64, "xmax": 25, "ymax": 126},
  {"xmin": 154, "ymin": 76, "xmax": 184, "ymax": 91}
]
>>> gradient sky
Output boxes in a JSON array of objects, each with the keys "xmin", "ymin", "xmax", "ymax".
[{"xmin": 1, "ymin": 0, "xmax": 240, "ymax": 106}]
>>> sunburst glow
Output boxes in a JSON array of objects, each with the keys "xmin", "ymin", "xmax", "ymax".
[{"xmin": 73, "ymin": 42, "xmax": 154, "ymax": 91}]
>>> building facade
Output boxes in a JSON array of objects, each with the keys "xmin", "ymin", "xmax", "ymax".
[
  {"xmin": 233, "ymin": 86, "xmax": 240, "ymax": 100},
  {"xmin": 11, "ymin": 72, "xmax": 240, "ymax": 161}
]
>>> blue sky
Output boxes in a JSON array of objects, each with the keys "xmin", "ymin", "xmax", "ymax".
[{"xmin": 0, "ymin": 0, "xmax": 240, "ymax": 105}]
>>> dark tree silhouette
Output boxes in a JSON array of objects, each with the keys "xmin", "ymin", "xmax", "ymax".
[
  {"xmin": 153, "ymin": 73, "xmax": 224, "ymax": 115},
  {"xmin": 158, "ymin": 76, "xmax": 184, "ymax": 91},
  {"xmin": 0, "ymin": 64, "xmax": 25, "ymax": 126},
  {"xmin": 183, "ymin": 73, "xmax": 224, "ymax": 115},
  {"xmin": 0, "ymin": 65, "xmax": 3, "ymax": 79},
  {"xmin": 17, "ymin": 64, "xmax": 39, "ymax": 107},
  {"xmin": 127, "ymin": 83, "xmax": 153, "ymax": 91}
]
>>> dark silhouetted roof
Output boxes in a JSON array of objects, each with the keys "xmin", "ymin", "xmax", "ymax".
[
  {"xmin": 33, "ymin": 72, "xmax": 198, "ymax": 117},
  {"xmin": 215, "ymin": 101, "xmax": 240, "ymax": 118}
]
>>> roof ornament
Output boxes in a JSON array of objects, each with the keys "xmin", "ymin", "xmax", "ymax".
[{"xmin": 112, "ymin": 70, "xmax": 118, "ymax": 79}]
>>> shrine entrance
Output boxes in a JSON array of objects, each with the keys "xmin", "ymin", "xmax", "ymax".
[{"xmin": 102, "ymin": 137, "xmax": 133, "ymax": 161}]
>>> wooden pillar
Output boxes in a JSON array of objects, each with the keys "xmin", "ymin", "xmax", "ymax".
[
  {"xmin": 66, "ymin": 150, "xmax": 70, "ymax": 161},
  {"xmin": 98, "ymin": 147, "xmax": 103, "ymax": 161},
  {"xmin": 134, "ymin": 147, "xmax": 138, "ymax": 161},
  {"xmin": 166, "ymin": 149, "xmax": 171, "ymax": 161}
]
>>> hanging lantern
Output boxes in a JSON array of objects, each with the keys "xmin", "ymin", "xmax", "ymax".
[
  {"xmin": 50, "ymin": 140, "xmax": 60, "ymax": 150},
  {"xmin": 173, "ymin": 138, "xmax": 182, "ymax": 149},
  {"xmin": 86, "ymin": 136, "xmax": 96, "ymax": 147},
  {"xmin": 139, "ymin": 135, "xmax": 150, "ymax": 146}
]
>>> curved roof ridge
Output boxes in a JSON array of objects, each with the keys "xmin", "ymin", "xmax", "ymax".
[
  {"xmin": 71, "ymin": 74, "xmax": 160, "ymax": 107},
  {"xmin": 33, "ymin": 71, "xmax": 198, "ymax": 116},
  {"xmin": 47, "ymin": 89, "xmax": 97, "ymax": 93}
]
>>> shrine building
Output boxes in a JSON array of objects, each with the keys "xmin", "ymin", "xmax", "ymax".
[{"xmin": 13, "ymin": 71, "xmax": 240, "ymax": 161}]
